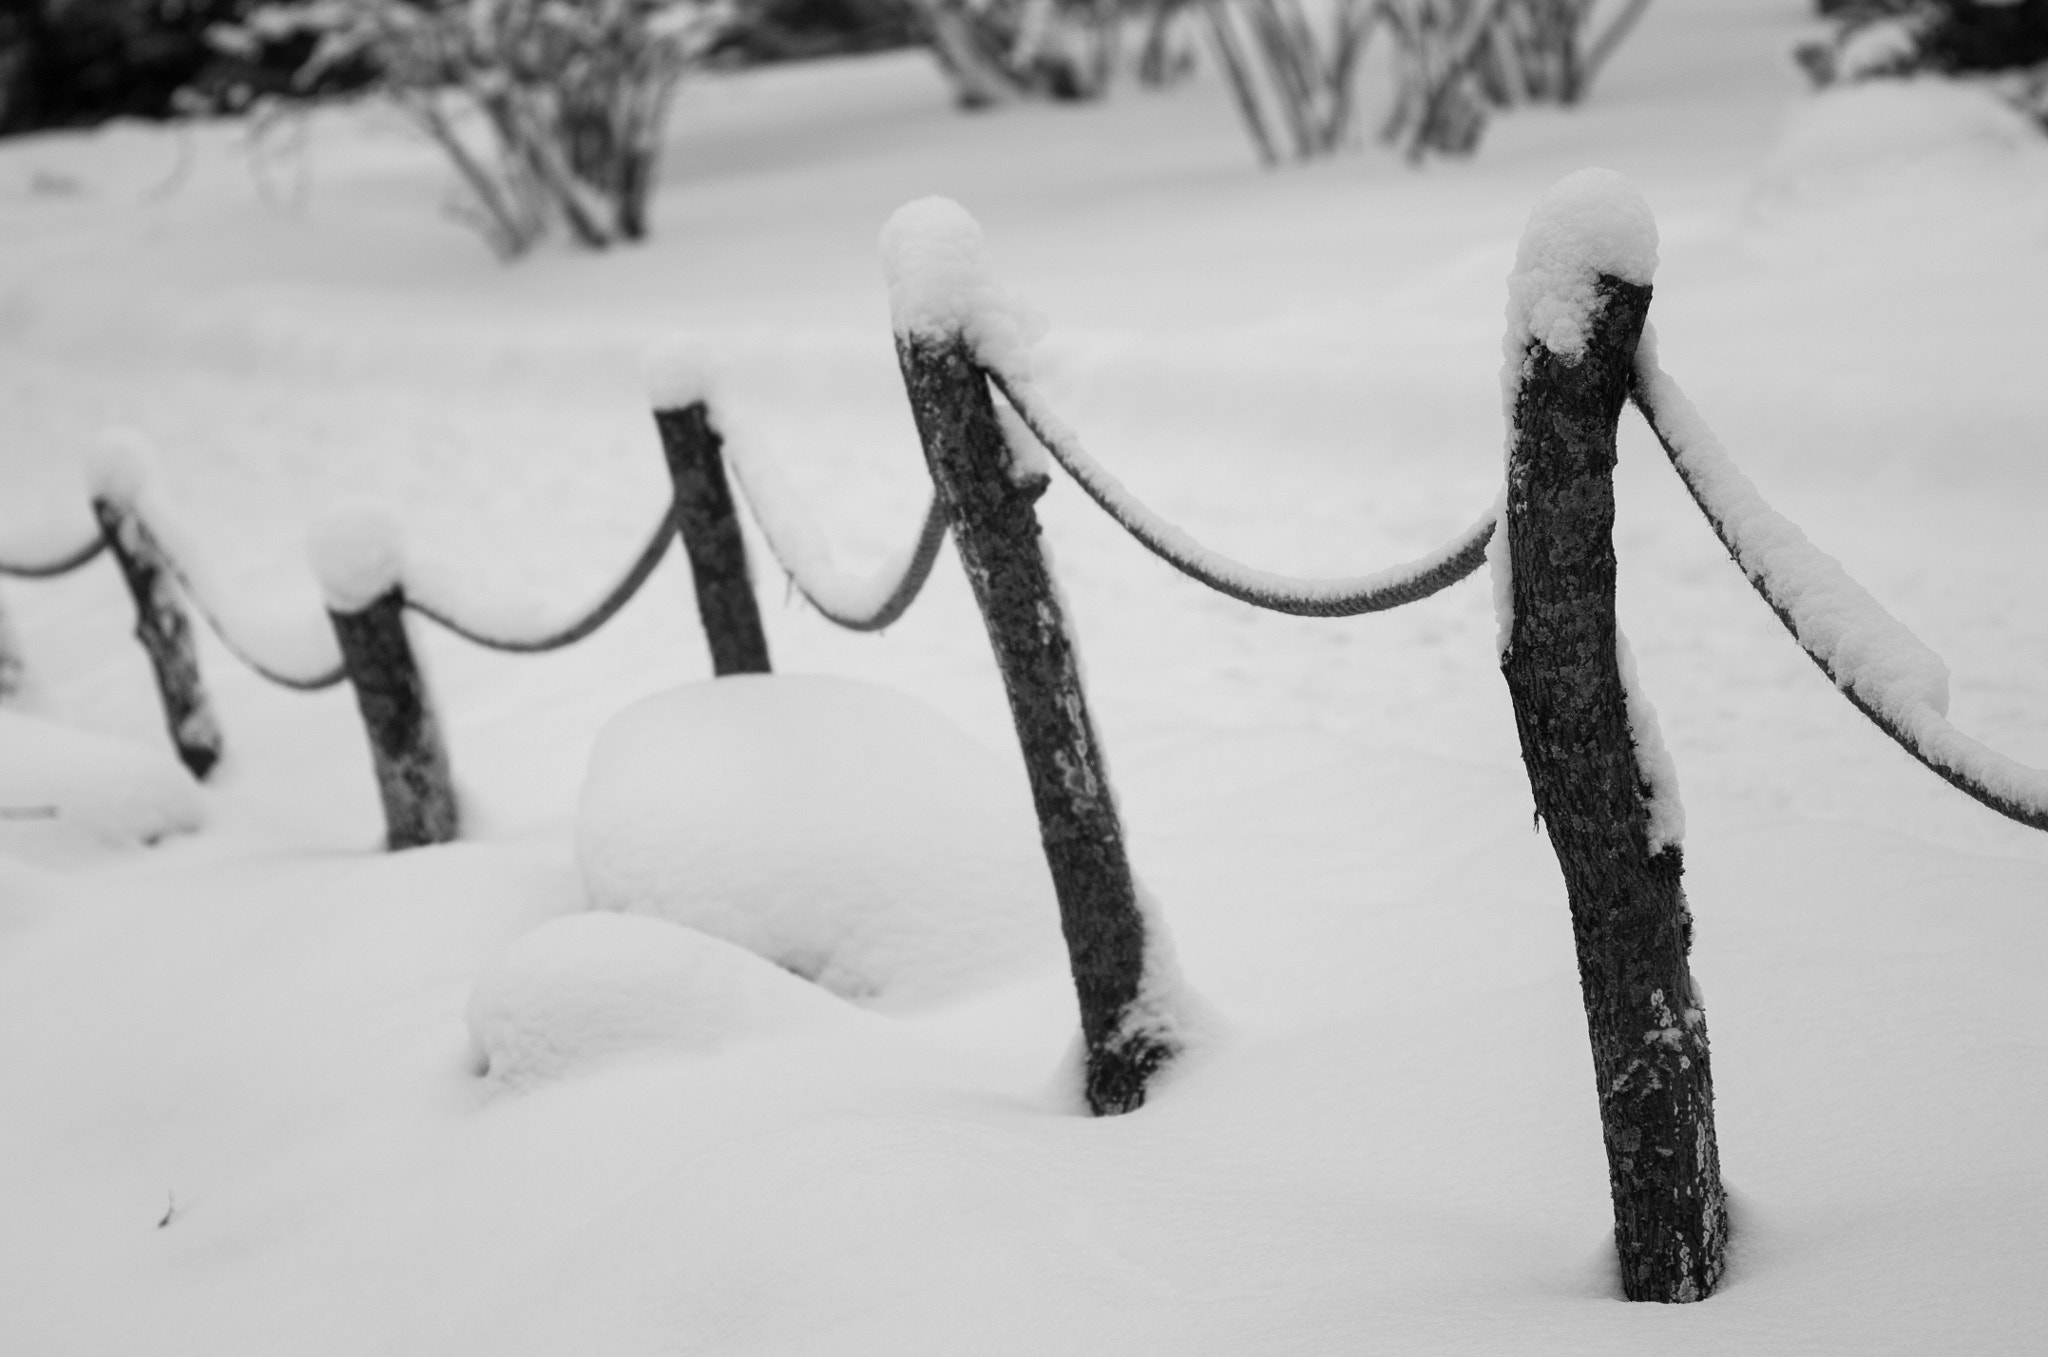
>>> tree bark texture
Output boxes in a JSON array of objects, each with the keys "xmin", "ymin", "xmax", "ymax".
[
  {"xmin": 328, "ymin": 590, "xmax": 459, "ymax": 851},
  {"xmin": 1499, "ymin": 275, "xmax": 1728, "ymax": 1303},
  {"xmin": 654, "ymin": 402, "xmax": 773, "ymax": 677},
  {"xmin": 895, "ymin": 332, "xmax": 1175, "ymax": 1115},
  {"xmin": 92, "ymin": 498, "xmax": 223, "ymax": 780}
]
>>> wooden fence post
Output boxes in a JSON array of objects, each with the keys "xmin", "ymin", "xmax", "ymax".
[
  {"xmin": 652, "ymin": 402, "xmax": 773, "ymax": 676},
  {"xmin": 894, "ymin": 328, "xmax": 1176, "ymax": 1116},
  {"xmin": 92, "ymin": 497, "xmax": 224, "ymax": 780},
  {"xmin": 0, "ymin": 593, "xmax": 22, "ymax": 701},
  {"xmin": 326, "ymin": 586, "xmax": 459, "ymax": 851},
  {"xmin": 1498, "ymin": 271, "xmax": 1728, "ymax": 1302},
  {"xmin": 311, "ymin": 510, "xmax": 458, "ymax": 851}
]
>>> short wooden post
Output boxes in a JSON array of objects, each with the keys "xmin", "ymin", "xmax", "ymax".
[
  {"xmin": 92, "ymin": 497, "xmax": 224, "ymax": 780},
  {"xmin": 327, "ymin": 586, "xmax": 459, "ymax": 851},
  {"xmin": 1498, "ymin": 273, "xmax": 1728, "ymax": 1302},
  {"xmin": 652, "ymin": 402, "xmax": 772, "ymax": 676},
  {"xmin": 895, "ymin": 328, "xmax": 1176, "ymax": 1116},
  {"xmin": 311, "ymin": 509, "xmax": 457, "ymax": 851}
]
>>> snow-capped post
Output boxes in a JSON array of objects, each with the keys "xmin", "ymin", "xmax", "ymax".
[
  {"xmin": 311, "ymin": 507, "xmax": 458, "ymax": 851},
  {"xmin": 86, "ymin": 432, "xmax": 224, "ymax": 780},
  {"xmin": 646, "ymin": 346, "xmax": 772, "ymax": 676},
  {"xmin": 1494, "ymin": 171, "xmax": 1726, "ymax": 1303},
  {"xmin": 882, "ymin": 198, "xmax": 1180, "ymax": 1116}
]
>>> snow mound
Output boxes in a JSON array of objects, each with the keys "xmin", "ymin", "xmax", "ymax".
[
  {"xmin": 1751, "ymin": 79, "xmax": 2048, "ymax": 221},
  {"xmin": 576, "ymin": 675, "xmax": 1063, "ymax": 1009},
  {"xmin": 0, "ymin": 710, "xmax": 202, "ymax": 861},
  {"xmin": 467, "ymin": 912, "xmax": 848, "ymax": 1087}
]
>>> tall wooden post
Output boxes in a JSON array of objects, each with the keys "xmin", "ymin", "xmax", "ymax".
[
  {"xmin": 652, "ymin": 402, "xmax": 772, "ymax": 676},
  {"xmin": 92, "ymin": 498, "xmax": 224, "ymax": 780},
  {"xmin": 1499, "ymin": 274, "xmax": 1727, "ymax": 1302},
  {"xmin": 895, "ymin": 329, "xmax": 1176, "ymax": 1116},
  {"xmin": 328, "ymin": 588, "xmax": 458, "ymax": 850}
]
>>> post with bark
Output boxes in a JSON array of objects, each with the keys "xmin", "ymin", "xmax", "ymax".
[
  {"xmin": 894, "ymin": 325, "xmax": 1177, "ymax": 1116},
  {"xmin": 326, "ymin": 586, "xmax": 459, "ymax": 851},
  {"xmin": 1498, "ymin": 267, "xmax": 1727, "ymax": 1302},
  {"xmin": 652, "ymin": 401, "xmax": 773, "ymax": 677},
  {"xmin": 312, "ymin": 511, "xmax": 458, "ymax": 851},
  {"xmin": 92, "ymin": 497, "xmax": 224, "ymax": 780}
]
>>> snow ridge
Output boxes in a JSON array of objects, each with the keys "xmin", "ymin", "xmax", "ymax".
[{"xmin": 1633, "ymin": 336, "xmax": 2048, "ymax": 832}]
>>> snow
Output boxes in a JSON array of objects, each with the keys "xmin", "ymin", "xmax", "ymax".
[
  {"xmin": 5, "ymin": 1, "xmax": 2048, "ymax": 1350},
  {"xmin": 576, "ymin": 675, "xmax": 1063, "ymax": 1008},
  {"xmin": 641, "ymin": 330, "xmax": 723, "ymax": 412},
  {"xmin": 467, "ymin": 912, "xmax": 854, "ymax": 1087},
  {"xmin": 307, "ymin": 501, "xmax": 406, "ymax": 614},
  {"xmin": 879, "ymin": 195, "xmax": 1047, "ymax": 377},
  {"xmin": 1617, "ymin": 628, "xmax": 1685, "ymax": 854},
  {"xmin": 0, "ymin": 708, "xmax": 203, "ymax": 860},
  {"xmin": 1501, "ymin": 167, "xmax": 1659, "ymax": 433}
]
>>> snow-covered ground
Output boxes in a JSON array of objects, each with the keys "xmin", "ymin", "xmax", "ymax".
[{"xmin": 4, "ymin": 1, "xmax": 2048, "ymax": 1350}]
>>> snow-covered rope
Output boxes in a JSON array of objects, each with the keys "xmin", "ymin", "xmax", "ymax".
[
  {"xmin": 0, "ymin": 533, "xmax": 107, "ymax": 578},
  {"xmin": 1631, "ymin": 334, "xmax": 2048, "ymax": 833},
  {"xmin": 878, "ymin": 195, "xmax": 1495, "ymax": 619},
  {"xmin": 987, "ymin": 367, "xmax": 1497, "ymax": 617},
  {"xmin": 645, "ymin": 336, "xmax": 949, "ymax": 635},
  {"xmin": 90, "ymin": 433, "xmax": 347, "ymax": 691},
  {"xmin": 727, "ymin": 446, "xmax": 948, "ymax": 633},
  {"xmin": 401, "ymin": 507, "xmax": 678, "ymax": 652}
]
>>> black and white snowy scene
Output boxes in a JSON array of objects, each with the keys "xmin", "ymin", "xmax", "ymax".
[{"xmin": 3, "ymin": 0, "xmax": 2046, "ymax": 1349}]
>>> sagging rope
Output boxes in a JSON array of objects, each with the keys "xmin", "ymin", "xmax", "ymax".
[
  {"xmin": 983, "ymin": 365, "xmax": 1497, "ymax": 617},
  {"xmin": 405, "ymin": 507, "xmax": 678, "ymax": 652},
  {"xmin": 714, "ymin": 425, "xmax": 949, "ymax": 634},
  {"xmin": 1631, "ymin": 340, "xmax": 2048, "ymax": 834},
  {"xmin": 0, "ymin": 534, "xmax": 107, "ymax": 578}
]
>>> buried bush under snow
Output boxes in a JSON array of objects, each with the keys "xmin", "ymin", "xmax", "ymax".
[{"xmin": 575, "ymin": 675, "xmax": 1064, "ymax": 1009}]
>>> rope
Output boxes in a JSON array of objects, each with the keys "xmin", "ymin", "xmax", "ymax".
[
  {"xmin": 768, "ymin": 495, "xmax": 948, "ymax": 633},
  {"xmin": 403, "ymin": 506, "xmax": 677, "ymax": 653},
  {"xmin": 984, "ymin": 367, "xmax": 1497, "ymax": 617},
  {"xmin": 0, "ymin": 534, "xmax": 107, "ymax": 578},
  {"xmin": 719, "ymin": 429, "xmax": 949, "ymax": 634},
  {"xmin": 132, "ymin": 508, "xmax": 348, "ymax": 691},
  {"xmin": 1630, "ymin": 358, "xmax": 2048, "ymax": 834}
]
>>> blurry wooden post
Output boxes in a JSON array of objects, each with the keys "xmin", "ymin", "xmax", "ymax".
[
  {"xmin": 0, "ymin": 593, "xmax": 22, "ymax": 700},
  {"xmin": 92, "ymin": 497, "xmax": 224, "ymax": 779},
  {"xmin": 651, "ymin": 402, "xmax": 773, "ymax": 676},
  {"xmin": 1498, "ymin": 272, "xmax": 1727, "ymax": 1302},
  {"xmin": 895, "ymin": 328, "xmax": 1176, "ymax": 1116},
  {"xmin": 327, "ymin": 587, "xmax": 459, "ymax": 850}
]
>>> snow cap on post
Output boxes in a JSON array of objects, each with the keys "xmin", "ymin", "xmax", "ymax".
[
  {"xmin": 84, "ymin": 426, "xmax": 159, "ymax": 508},
  {"xmin": 879, "ymin": 196, "xmax": 1045, "ymax": 378},
  {"xmin": 1504, "ymin": 168, "xmax": 1659, "ymax": 370},
  {"xmin": 308, "ymin": 502, "xmax": 406, "ymax": 615},
  {"xmin": 643, "ymin": 332, "xmax": 724, "ymax": 414}
]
